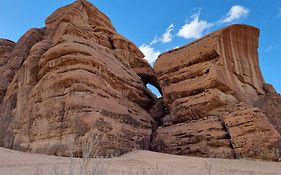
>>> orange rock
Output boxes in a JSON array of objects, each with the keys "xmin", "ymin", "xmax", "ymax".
[
  {"xmin": 152, "ymin": 116, "xmax": 235, "ymax": 158},
  {"xmin": 0, "ymin": 1, "xmax": 280, "ymax": 161},
  {"xmin": 0, "ymin": 39, "xmax": 16, "ymax": 101},
  {"xmin": 222, "ymin": 103, "xmax": 281, "ymax": 160},
  {"xmin": 153, "ymin": 24, "xmax": 281, "ymax": 160},
  {"xmin": 255, "ymin": 85, "xmax": 281, "ymax": 134},
  {"xmin": 0, "ymin": 1, "xmax": 158, "ymax": 157},
  {"xmin": 155, "ymin": 25, "xmax": 264, "ymax": 109}
]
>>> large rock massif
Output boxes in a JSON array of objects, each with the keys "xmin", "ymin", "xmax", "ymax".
[
  {"xmin": 153, "ymin": 25, "xmax": 281, "ymax": 160},
  {"xmin": 0, "ymin": 0, "xmax": 158, "ymax": 157},
  {"xmin": 0, "ymin": 0, "xmax": 280, "ymax": 160}
]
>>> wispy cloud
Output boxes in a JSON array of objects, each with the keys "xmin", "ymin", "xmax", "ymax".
[
  {"xmin": 219, "ymin": 5, "xmax": 249, "ymax": 23},
  {"xmin": 149, "ymin": 37, "xmax": 158, "ymax": 45},
  {"xmin": 162, "ymin": 24, "xmax": 174, "ymax": 43},
  {"xmin": 177, "ymin": 12, "xmax": 213, "ymax": 39},
  {"xmin": 266, "ymin": 44, "xmax": 280, "ymax": 53},
  {"xmin": 139, "ymin": 44, "xmax": 160, "ymax": 65},
  {"xmin": 150, "ymin": 24, "xmax": 175, "ymax": 45},
  {"xmin": 141, "ymin": 25, "xmax": 174, "ymax": 64}
]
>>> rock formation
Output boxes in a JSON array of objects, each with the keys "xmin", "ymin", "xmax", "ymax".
[
  {"xmin": 0, "ymin": 1, "xmax": 280, "ymax": 161},
  {"xmin": 0, "ymin": 39, "xmax": 16, "ymax": 102},
  {"xmin": 0, "ymin": 0, "xmax": 159, "ymax": 157},
  {"xmin": 255, "ymin": 84, "xmax": 281, "ymax": 134},
  {"xmin": 153, "ymin": 25, "xmax": 281, "ymax": 160}
]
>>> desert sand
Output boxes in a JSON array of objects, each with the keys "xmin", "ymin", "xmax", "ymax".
[{"xmin": 0, "ymin": 147, "xmax": 280, "ymax": 175}]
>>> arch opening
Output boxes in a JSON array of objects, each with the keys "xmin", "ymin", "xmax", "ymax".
[{"xmin": 146, "ymin": 83, "xmax": 162, "ymax": 98}]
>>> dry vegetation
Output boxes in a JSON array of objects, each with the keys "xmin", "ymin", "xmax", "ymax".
[{"xmin": 33, "ymin": 132, "xmax": 171, "ymax": 175}]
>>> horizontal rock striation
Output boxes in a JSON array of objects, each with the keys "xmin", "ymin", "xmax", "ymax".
[
  {"xmin": 0, "ymin": 1, "xmax": 280, "ymax": 161},
  {"xmin": 155, "ymin": 25, "xmax": 264, "ymax": 110},
  {"xmin": 152, "ymin": 116, "xmax": 235, "ymax": 158},
  {"xmin": 222, "ymin": 103, "xmax": 281, "ymax": 160},
  {"xmin": 153, "ymin": 24, "xmax": 281, "ymax": 160},
  {"xmin": 0, "ymin": 0, "xmax": 159, "ymax": 157}
]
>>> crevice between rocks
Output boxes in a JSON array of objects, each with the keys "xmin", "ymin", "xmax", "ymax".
[
  {"xmin": 218, "ymin": 115, "xmax": 237, "ymax": 159},
  {"xmin": 146, "ymin": 97, "xmax": 168, "ymax": 152}
]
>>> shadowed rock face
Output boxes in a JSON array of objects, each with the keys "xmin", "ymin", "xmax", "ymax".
[
  {"xmin": 153, "ymin": 25, "xmax": 281, "ymax": 160},
  {"xmin": 0, "ymin": 39, "xmax": 16, "ymax": 102},
  {"xmin": 0, "ymin": 1, "xmax": 280, "ymax": 161},
  {"xmin": 254, "ymin": 84, "xmax": 281, "ymax": 134},
  {"xmin": 0, "ymin": 0, "xmax": 159, "ymax": 157}
]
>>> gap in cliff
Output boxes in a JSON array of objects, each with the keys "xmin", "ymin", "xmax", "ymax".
[
  {"xmin": 146, "ymin": 84, "xmax": 162, "ymax": 98},
  {"xmin": 146, "ymin": 83, "xmax": 167, "ymax": 151}
]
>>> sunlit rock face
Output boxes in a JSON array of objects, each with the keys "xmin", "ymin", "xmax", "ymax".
[
  {"xmin": 0, "ymin": 1, "xmax": 280, "ymax": 161},
  {"xmin": 0, "ymin": 0, "xmax": 159, "ymax": 157},
  {"xmin": 153, "ymin": 25, "xmax": 281, "ymax": 160}
]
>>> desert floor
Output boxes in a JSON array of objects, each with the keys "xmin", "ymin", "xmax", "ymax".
[{"xmin": 0, "ymin": 147, "xmax": 280, "ymax": 175}]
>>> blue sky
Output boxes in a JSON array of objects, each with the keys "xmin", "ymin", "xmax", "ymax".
[{"xmin": 0, "ymin": 0, "xmax": 280, "ymax": 96}]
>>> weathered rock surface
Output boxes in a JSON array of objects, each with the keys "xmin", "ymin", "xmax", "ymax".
[
  {"xmin": 222, "ymin": 103, "xmax": 281, "ymax": 160},
  {"xmin": 152, "ymin": 116, "xmax": 235, "ymax": 158},
  {"xmin": 0, "ymin": 39, "xmax": 15, "ymax": 58},
  {"xmin": 155, "ymin": 25, "xmax": 264, "ymax": 110},
  {"xmin": 0, "ymin": 39, "xmax": 16, "ymax": 101},
  {"xmin": 153, "ymin": 24, "xmax": 281, "ymax": 160},
  {"xmin": 0, "ymin": 1, "xmax": 280, "ymax": 161},
  {"xmin": 254, "ymin": 84, "xmax": 281, "ymax": 134},
  {"xmin": 0, "ymin": 0, "xmax": 159, "ymax": 157}
]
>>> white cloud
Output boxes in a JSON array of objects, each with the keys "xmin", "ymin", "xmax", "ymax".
[
  {"xmin": 150, "ymin": 24, "xmax": 174, "ymax": 45},
  {"xmin": 146, "ymin": 5, "xmax": 250, "ymax": 52},
  {"xmin": 220, "ymin": 5, "xmax": 249, "ymax": 23},
  {"xmin": 177, "ymin": 6, "xmax": 249, "ymax": 40},
  {"xmin": 139, "ymin": 44, "xmax": 160, "ymax": 65},
  {"xmin": 149, "ymin": 36, "xmax": 158, "ymax": 45},
  {"xmin": 177, "ymin": 13, "xmax": 213, "ymax": 39},
  {"xmin": 162, "ymin": 24, "xmax": 174, "ymax": 43}
]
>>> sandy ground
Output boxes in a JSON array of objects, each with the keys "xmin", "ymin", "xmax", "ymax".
[{"xmin": 0, "ymin": 147, "xmax": 281, "ymax": 175}]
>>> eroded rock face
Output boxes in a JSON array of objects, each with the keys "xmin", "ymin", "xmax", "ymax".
[
  {"xmin": 0, "ymin": 39, "xmax": 16, "ymax": 102},
  {"xmin": 153, "ymin": 25, "xmax": 281, "ymax": 160},
  {"xmin": 0, "ymin": 1, "xmax": 280, "ymax": 161},
  {"xmin": 0, "ymin": 0, "xmax": 159, "ymax": 157},
  {"xmin": 0, "ymin": 39, "xmax": 15, "ymax": 58},
  {"xmin": 152, "ymin": 116, "xmax": 235, "ymax": 158},
  {"xmin": 155, "ymin": 25, "xmax": 264, "ymax": 111},
  {"xmin": 0, "ymin": 31, "xmax": 44, "ymax": 103},
  {"xmin": 222, "ymin": 103, "xmax": 281, "ymax": 160},
  {"xmin": 255, "ymin": 84, "xmax": 281, "ymax": 134}
]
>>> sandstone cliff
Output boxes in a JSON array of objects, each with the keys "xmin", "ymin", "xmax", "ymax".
[
  {"xmin": 153, "ymin": 25, "xmax": 281, "ymax": 160},
  {"xmin": 0, "ymin": 1, "xmax": 280, "ymax": 161},
  {"xmin": 0, "ymin": 0, "xmax": 159, "ymax": 157}
]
